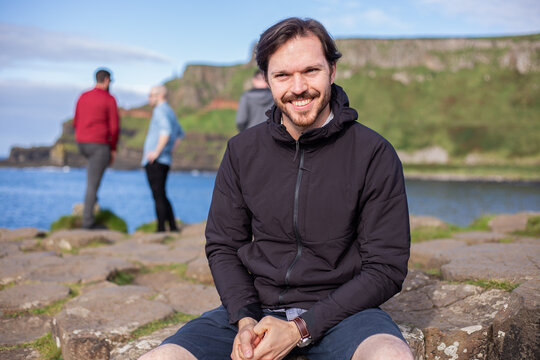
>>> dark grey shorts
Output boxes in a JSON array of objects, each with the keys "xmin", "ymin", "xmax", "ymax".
[{"xmin": 161, "ymin": 305, "xmax": 406, "ymax": 360}]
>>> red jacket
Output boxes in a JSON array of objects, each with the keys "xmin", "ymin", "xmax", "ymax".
[
  {"xmin": 205, "ymin": 84, "xmax": 410, "ymax": 341},
  {"xmin": 73, "ymin": 88, "xmax": 120, "ymax": 150}
]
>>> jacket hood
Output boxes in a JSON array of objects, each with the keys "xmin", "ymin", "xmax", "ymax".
[{"xmin": 267, "ymin": 84, "xmax": 358, "ymax": 145}]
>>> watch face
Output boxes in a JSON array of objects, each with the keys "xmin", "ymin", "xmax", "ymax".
[{"xmin": 297, "ymin": 337, "xmax": 313, "ymax": 348}]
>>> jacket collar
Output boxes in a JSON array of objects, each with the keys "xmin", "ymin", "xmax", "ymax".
[{"xmin": 267, "ymin": 84, "xmax": 358, "ymax": 145}]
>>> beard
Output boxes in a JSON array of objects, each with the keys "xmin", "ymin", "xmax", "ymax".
[{"xmin": 276, "ymin": 84, "xmax": 332, "ymax": 130}]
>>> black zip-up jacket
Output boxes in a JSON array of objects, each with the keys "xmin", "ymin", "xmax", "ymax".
[{"xmin": 206, "ymin": 84, "xmax": 410, "ymax": 341}]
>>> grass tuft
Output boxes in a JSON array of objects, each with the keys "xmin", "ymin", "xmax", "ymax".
[
  {"xmin": 108, "ymin": 271, "xmax": 135, "ymax": 286},
  {"xmin": 5, "ymin": 284, "xmax": 79, "ymax": 318},
  {"xmin": 50, "ymin": 209, "xmax": 128, "ymax": 233},
  {"xmin": 513, "ymin": 216, "xmax": 540, "ymax": 237},
  {"xmin": 463, "ymin": 279, "xmax": 520, "ymax": 292},
  {"xmin": 0, "ymin": 333, "xmax": 62, "ymax": 360},
  {"xmin": 129, "ymin": 312, "xmax": 197, "ymax": 340},
  {"xmin": 135, "ymin": 219, "xmax": 183, "ymax": 233}
]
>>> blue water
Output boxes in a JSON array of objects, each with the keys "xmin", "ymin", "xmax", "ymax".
[
  {"xmin": 0, "ymin": 167, "xmax": 215, "ymax": 233},
  {"xmin": 0, "ymin": 167, "xmax": 539, "ymax": 232}
]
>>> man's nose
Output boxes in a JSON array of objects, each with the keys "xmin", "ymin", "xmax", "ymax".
[{"xmin": 291, "ymin": 74, "xmax": 308, "ymax": 94}]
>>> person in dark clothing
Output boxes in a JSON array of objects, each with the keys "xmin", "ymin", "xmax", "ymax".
[
  {"xmin": 73, "ymin": 68, "xmax": 120, "ymax": 229},
  {"xmin": 236, "ymin": 70, "xmax": 274, "ymax": 131},
  {"xmin": 139, "ymin": 17, "xmax": 412, "ymax": 360}
]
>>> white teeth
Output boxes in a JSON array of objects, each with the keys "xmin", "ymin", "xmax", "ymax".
[{"xmin": 292, "ymin": 99, "xmax": 311, "ymax": 106}]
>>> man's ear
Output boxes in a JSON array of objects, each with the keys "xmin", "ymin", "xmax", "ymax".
[{"xmin": 330, "ymin": 63, "xmax": 337, "ymax": 84}]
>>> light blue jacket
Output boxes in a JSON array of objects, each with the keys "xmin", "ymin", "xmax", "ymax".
[{"xmin": 142, "ymin": 102, "xmax": 184, "ymax": 166}]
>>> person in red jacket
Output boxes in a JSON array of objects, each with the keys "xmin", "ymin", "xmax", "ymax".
[{"xmin": 73, "ymin": 68, "xmax": 120, "ymax": 229}]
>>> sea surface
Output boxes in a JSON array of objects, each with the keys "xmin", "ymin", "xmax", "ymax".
[{"xmin": 1, "ymin": 167, "xmax": 539, "ymax": 233}]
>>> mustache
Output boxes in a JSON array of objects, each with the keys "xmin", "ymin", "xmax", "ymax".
[{"xmin": 282, "ymin": 90, "xmax": 320, "ymax": 103}]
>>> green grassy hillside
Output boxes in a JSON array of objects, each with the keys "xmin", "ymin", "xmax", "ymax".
[{"xmin": 338, "ymin": 66, "xmax": 540, "ymax": 160}]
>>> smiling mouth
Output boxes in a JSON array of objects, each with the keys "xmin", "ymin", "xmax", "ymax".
[{"xmin": 291, "ymin": 98, "xmax": 312, "ymax": 107}]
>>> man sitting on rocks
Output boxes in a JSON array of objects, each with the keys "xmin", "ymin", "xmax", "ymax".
[{"xmin": 139, "ymin": 17, "xmax": 412, "ymax": 360}]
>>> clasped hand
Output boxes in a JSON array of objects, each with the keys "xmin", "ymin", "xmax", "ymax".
[{"xmin": 231, "ymin": 316, "xmax": 301, "ymax": 360}]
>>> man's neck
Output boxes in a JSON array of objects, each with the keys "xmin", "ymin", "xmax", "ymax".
[
  {"xmin": 95, "ymin": 83, "xmax": 108, "ymax": 91},
  {"xmin": 282, "ymin": 108, "xmax": 334, "ymax": 141}
]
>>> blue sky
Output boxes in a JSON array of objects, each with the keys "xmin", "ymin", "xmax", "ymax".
[{"xmin": 1, "ymin": 0, "xmax": 539, "ymax": 157}]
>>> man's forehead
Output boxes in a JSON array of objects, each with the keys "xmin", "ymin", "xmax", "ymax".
[{"xmin": 268, "ymin": 35, "xmax": 327, "ymax": 71}]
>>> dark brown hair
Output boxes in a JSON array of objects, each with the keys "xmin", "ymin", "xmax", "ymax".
[
  {"xmin": 256, "ymin": 17, "xmax": 342, "ymax": 77},
  {"xmin": 95, "ymin": 68, "xmax": 111, "ymax": 83}
]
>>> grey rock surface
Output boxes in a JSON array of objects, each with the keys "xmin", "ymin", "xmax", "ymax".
[
  {"xmin": 0, "ymin": 283, "xmax": 70, "ymax": 312},
  {"xmin": 452, "ymin": 231, "xmax": 507, "ymax": 244},
  {"xmin": 53, "ymin": 285, "xmax": 174, "ymax": 360},
  {"xmin": 0, "ymin": 240, "xmax": 23, "ymax": 258},
  {"xmin": 0, "ymin": 252, "xmax": 63, "ymax": 285},
  {"xmin": 489, "ymin": 212, "xmax": 540, "ymax": 234},
  {"xmin": 43, "ymin": 229, "xmax": 125, "ymax": 251},
  {"xmin": 0, "ymin": 227, "xmax": 45, "ymax": 242},
  {"xmin": 399, "ymin": 324, "xmax": 425, "ymax": 360},
  {"xmin": 133, "ymin": 271, "xmax": 181, "ymax": 291},
  {"xmin": 0, "ymin": 346, "xmax": 43, "ymax": 360},
  {"xmin": 130, "ymin": 232, "xmax": 173, "ymax": 244},
  {"xmin": 409, "ymin": 215, "xmax": 448, "ymax": 230},
  {"xmin": 159, "ymin": 282, "xmax": 220, "ymax": 315},
  {"xmin": 441, "ymin": 242, "xmax": 540, "ymax": 282},
  {"xmin": 410, "ymin": 239, "xmax": 467, "ymax": 269},
  {"xmin": 25, "ymin": 254, "xmax": 137, "ymax": 283},
  {"xmin": 109, "ymin": 324, "xmax": 180, "ymax": 360},
  {"xmin": 489, "ymin": 279, "xmax": 540, "ymax": 359},
  {"xmin": 81, "ymin": 240, "xmax": 199, "ymax": 266},
  {"xmin": 0, "ymin": 315, "xmax": 51, "ymax": 346},
  {"xmin": 383, "ymin": 270, "xmax": 514, "ymax": 360},
  {"xmin": 1, "ymin": 218, "xmax": 538, "ymax": 360},
  {"xmin": 185, "ymin": 256, "xmax": 213, "ymax": 284}
]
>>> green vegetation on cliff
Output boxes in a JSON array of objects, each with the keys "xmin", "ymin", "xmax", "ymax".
[{"xmin": 339, "ymin": 66, "xmax": 540, "ymax": 159}]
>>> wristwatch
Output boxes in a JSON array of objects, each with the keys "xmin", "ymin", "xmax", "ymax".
[{"xmin": 291, "ymin": 317, "xmax": 313, "ymax": 347}]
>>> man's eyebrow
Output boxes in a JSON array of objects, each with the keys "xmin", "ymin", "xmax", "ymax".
[{"xmin": 270, "ymin": 62, "xmax": 326, "ymax": 76}]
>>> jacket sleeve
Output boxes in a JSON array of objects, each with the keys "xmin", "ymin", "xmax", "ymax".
[
  {"xmin": 108, "ymin": 97, "xmax": 120, "ymax": 151},
  {"xmin": 235, "ymin": 93, "xmax": 249, "ymax": 132},
  {"xmin": 301, "ymin": 141, "xmax": 410, "ymax": 341},
  {"xmin": 205, "ymin": 141, "xmax": 262, "ymax": 324}
]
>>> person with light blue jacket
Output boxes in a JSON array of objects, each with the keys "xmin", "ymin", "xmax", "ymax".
[{"xmin": 142, "ymin": 85, "xmax": 184, "ymax": 232}]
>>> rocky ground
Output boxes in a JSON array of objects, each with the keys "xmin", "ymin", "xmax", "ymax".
[{"xmin": 0, "ymin": 213, "xmax": 539, "ymax": 360}]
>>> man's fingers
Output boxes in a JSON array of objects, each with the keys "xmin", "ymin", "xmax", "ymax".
[
  {"xmin": 253, "ymin": 335, "xmax": 262, "ymax": 347},
  {"xmin": 240, "ymin": 341, "xmax": 253, "ymax": 359},
  {"xmin": 238, "ymin": 328, "xmax": 255, "ymax": 359}
]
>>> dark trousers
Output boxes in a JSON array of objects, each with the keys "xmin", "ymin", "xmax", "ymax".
[
  {"xmin": 78, "ymin": 143, "xmax": 110, "ymax": 228},
  {"xmin": 145, "ymin": 162, "xmax": 177, "ymax": 232}
]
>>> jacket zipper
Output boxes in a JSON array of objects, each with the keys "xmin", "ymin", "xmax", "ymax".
[{"xmin": 279, "ymin": 143, "xmax": 305, "ymax": 304}]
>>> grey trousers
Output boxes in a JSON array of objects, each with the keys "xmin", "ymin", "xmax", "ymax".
[{"xmin": 78, "ymin": 143, "xmax": 111, "ymax": 228}]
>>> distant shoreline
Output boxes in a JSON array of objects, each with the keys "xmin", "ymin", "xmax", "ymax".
[
  {"xmin": 1, "ymin": 164, "xmax": 539, "ymax": 185},
  {"xmin": 404, "ymin": 173, "xmax": 540, "ymax": 185}
]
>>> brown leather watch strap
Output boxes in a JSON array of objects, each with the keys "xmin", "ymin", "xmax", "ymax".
[{"xmin": 291, "ymin": 316, "xmax": 310, "ymax": 339}]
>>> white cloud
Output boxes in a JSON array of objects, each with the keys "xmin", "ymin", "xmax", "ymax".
[
  {"xmin": 362, "ymin": 8, "xmax": 406, "ymax": 26},
  {"xmin": 316, "ymin": 2, "xmax": 411, "ymax": 35},
  {"xmin": 0, "ymin": 23, "xmax": 172, "ymax": 68},
  {"xmin": 419, "ymin": 0, "xmax": 540, "ymax": 32}
]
